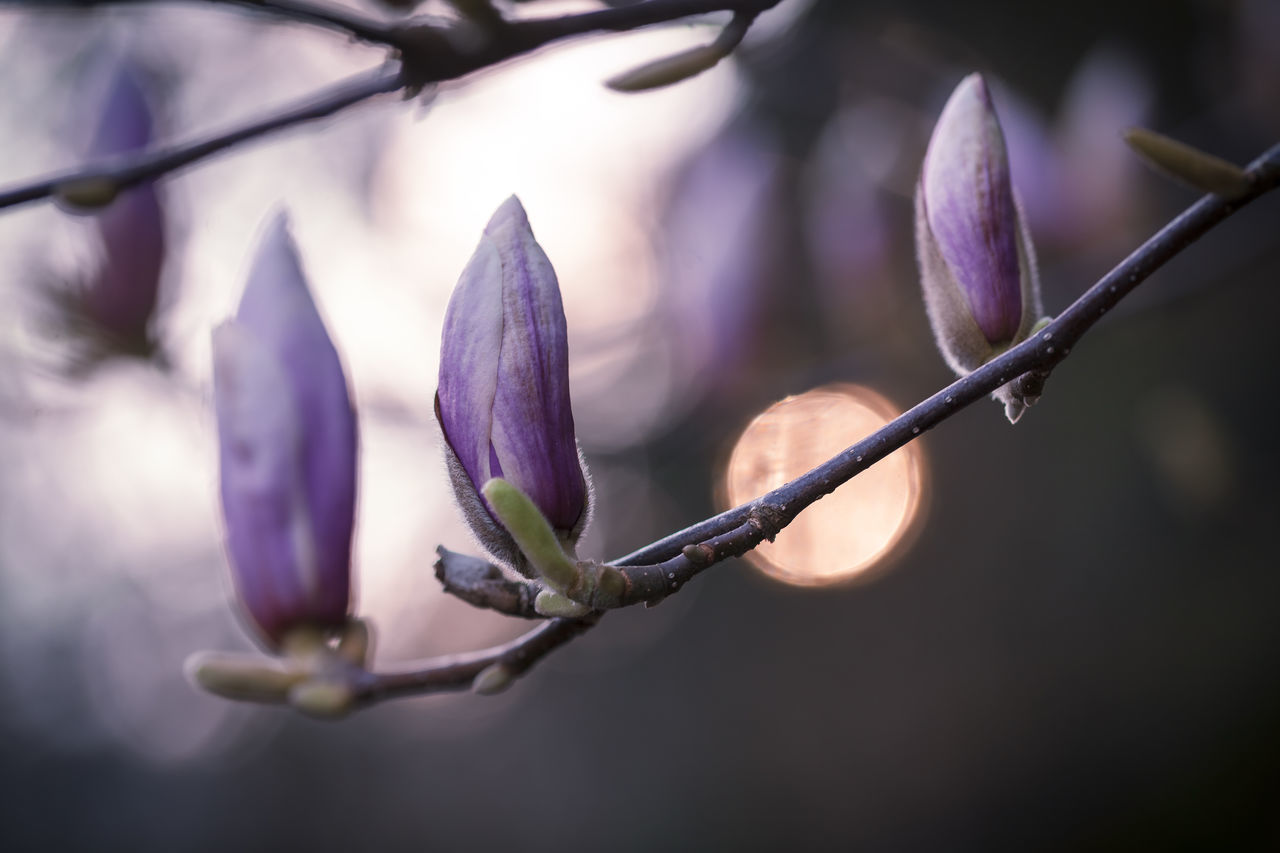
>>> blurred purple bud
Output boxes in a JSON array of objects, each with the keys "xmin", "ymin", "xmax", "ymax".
[
  {"xmin": 91, "ymin": 60, "xmax": 155, "ymax": 157},
  {"xmin": 915, "ymin": 73, "xmax": 1043, "ymax": 378},
  {"xmin": 660, "ymin": 122, "xmax": 784, "ymax": 404},
  {"xmin": 81, "ymin": 60, "xmax": 166, "ymax": 350},
  {"xmin": 213, "ymin": 213, "xmax": 357, "ymax": 648},
  {"xmin": 436, "ymin": 196, "xmax": 589, "ymax": 573},
  {"xmin": 991, "ymin": 82, "xmax": 1069, "ymax": 245},
  {"xmin": 1056, "ymin": 46, "xmax": 1152, "ymax": 247}
]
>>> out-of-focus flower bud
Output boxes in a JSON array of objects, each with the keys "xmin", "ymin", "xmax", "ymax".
[
  {"xmin": 212, "ymin": 213, "xmax": 358, "ymax": 649},
  {"xmin": 436, "ymin": 196, "xmax": 590, "ymax": 575},
  {"xmin": 80, "ymin": 59, "xmax": 167, "ymax": 354},
  {"xmin": 915, "ymin": 73, "xmax": 1046, "ymax": 421}
]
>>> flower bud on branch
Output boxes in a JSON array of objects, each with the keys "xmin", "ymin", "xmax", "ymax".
[
  {"xmin": 83, "ymin": 61, "xmax": 166, "ymax": 351},
  {"xmin": 212, "ymin": 213, "xmax": 358, "ymax": 649},
  {"xmin": 436, "ymin": 196, "xmax": 591, "ymax": 576},
  {"xmin": 915, "ymin": 73, "xmax": 1048, "ymax": 422}
]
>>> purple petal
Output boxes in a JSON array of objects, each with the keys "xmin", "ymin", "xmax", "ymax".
[
  {"xmin": 81, "ymin": 59, "xmax": 165, "ymax": 342},
  {"xmin": 84, "ymin": 183, "xmax": 165, "ymax": 341},
  {"xmin": 922, "ymin": 73, "xmax": 1021, "ymax": 344},
  {"xmin": 438, "ymin": 196, "xmax": 585, "ymax": 533},
  {"xmin": 90, "ymin": 61, "xmax": 155, "ymax": 158},
  {"xmin": 213, "ymin": 322, "xmax": 343, "ymax": 645},
  {"xmin": 438, "ymin": 231, "xmax": 504, "ymax": 500},
  {"xmin": 232, "ymin": 213, "xmax": 356, "ymax": 631}
]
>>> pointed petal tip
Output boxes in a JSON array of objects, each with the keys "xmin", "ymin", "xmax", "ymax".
[
  {"xmin": 485, "ymin": 195, "xmax": 531, "ymax": 235},
  {"xmin": 240, "ymin": 208, "xmax": 307, "ymax": 313},
  {"xmin": 261, "ymin": 207, "xmax": 295, "ymax": 246},
  {"xmin": 960, "ymin": 71, "xmax": 989, "ymax": 92},
  {"xmin": 92, "ymin": 56, "xmax": 156, "ymax": 156},
  {"xmin": 952, "ymin": 72, "xmax": 993, "ymax": 107}
]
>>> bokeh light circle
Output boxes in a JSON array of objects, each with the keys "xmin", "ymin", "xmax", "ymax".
[{"xmin": 723, "ymin": 384, "xmax": 927, "ymax": 587}]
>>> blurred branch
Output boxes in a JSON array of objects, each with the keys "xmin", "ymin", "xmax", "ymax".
[
  {"xmin": 0, "ymin": 0, "xmax": 399, "ymax": 43},
  {"xmin": 210, "ymin": 0, "xmax": 398, "ymax": 42},
  {"xmin": 0, "ymin": 0, "xmax": 780, "ymax": 212},
  {"xmin": 605, "ymin": 9, "xmax": 756, "ymax": 92},
  {"xmin": 0, "ymin": 64, "xmax": 405, "ymax": 211}
]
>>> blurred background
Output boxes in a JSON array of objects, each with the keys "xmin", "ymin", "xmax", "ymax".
[{"xmin": 1, "ymin": 0, "xmax": 1278, "ymax": 849}]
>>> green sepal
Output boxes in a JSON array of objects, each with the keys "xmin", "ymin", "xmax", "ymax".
[
  {"xmin": 185, "ymin": 651, "xmax": 303, "ymax": 703},
  {"xmin": 288, "ymin": 681, "xmax": 354, "ymax": 719},
  {"xmin": 534, "ymin": 589, "xmax": 592, "ymax": 618},
  {"xmin": 482, "ymin": 478, "xmax": 580, "ymax": 592},
  {"xmin": 1124, "ymin": 128, "xmax": 1250, "ymax": 198}
]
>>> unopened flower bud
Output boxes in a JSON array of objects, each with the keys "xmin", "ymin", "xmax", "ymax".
[
  {"xmin": 57, "ymin": 57, "xmax": 167, "ymax": 359},
  {"xmin": 915, "ymin": 73, "xmax": 1046, "ymax": 421},
  {"xmin": 212, "ymin": 213, "xmax": 358, "ymax": 648},
  {"xmin": 436, "ymin": 196, "xmax": 590, "ymax": 574}
]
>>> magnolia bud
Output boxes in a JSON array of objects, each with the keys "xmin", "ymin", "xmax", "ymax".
[
  {"xmin": 436, "ymin": 196, "xmax": 590, "ymax": 575},
  {"xmin": 56, "ymin": 58, "xmax": 167, "ymax": 359},
  {"xmin": 212, "ymin": 213, "xmax": 358, "ymax": 648},
  {"xmin": 915, "ymin": 73, "xmax": 1046, "ymax": 421}
]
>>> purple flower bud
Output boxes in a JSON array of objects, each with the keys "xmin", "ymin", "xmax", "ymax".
[
  {"xmin": 916, "ymin": 73, "xmax": 1043, "ymax": 378},
  {"xmin": 436, "ymin": 197, "xmax": 589, "ymax": 573},
  {"xmin": 212, "ymin": 213, "xmax": 358, "ymax": 648},
  {"xmin": 82, "ymin": 59, "xmax": 166, "ymax": 349}
]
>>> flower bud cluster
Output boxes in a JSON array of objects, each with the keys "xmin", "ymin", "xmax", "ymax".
[
  {"xmin": 201, "ymin": 72, "xmax": 1055, "ymax": 694},
  {"xmin": 208, "ymin": 196, "xmax": 592, "ymax": 655}
]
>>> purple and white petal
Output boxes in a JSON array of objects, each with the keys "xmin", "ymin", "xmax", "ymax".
[
  {"xmin": 214, "ymin": 322, "xmax": 336, "ymax": 645},
  {"xmin": 436, "ymin": 196, "xmax": 589, "ymax": 562},
  {"xmin": 212, "ymin": 213, "xmax": 356, "ymax": 647},
  {"xmin": 237, "ymin": 213, "xmax": 358, "ymax": 598},
  {"xmin": 437, "ymin": 232, "xmax": 504, "ymax": 494},
  {"xmin": 921, "ymin": 73, "xmax": 1022, "ymax": 345},
  {"xmin": 485, "ymin": 198, "xmax": 585, "ymax": 532}
]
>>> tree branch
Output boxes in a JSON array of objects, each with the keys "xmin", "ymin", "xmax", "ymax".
[
  {"xmin": 0, "ymin": 0, "xmax": 780, "ymax": 212},
  {"xmin": 350, "ymin": 613, "xmax": 601, "ymax": 705},
  {"xmin": 608, "ymin": 141, "xmax": 1280, "ymax": 586},
  {"xmin": 0, "ymin": 0, "xmax": 399, "ymax": 44},
  {"xmin": 404, "ymin": 141, "xmax": 1280, "ymax": 700},
  {"xmin": 434, "ymin": 546, "xmax": 541, "ymax": 618},
  {"xmin": 0, "ymin": 64, "xmax": 404, "ymax": 212}
]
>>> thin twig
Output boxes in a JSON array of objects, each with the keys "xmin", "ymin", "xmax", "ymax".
[
  {"xmin": 0, "ymin": 64, "xmax": 404, "ymax": 211},
  {"xmin": 0, "ymin": 0, "xmax": 780, "ymax": 212},
  {"xmin": 215, "ymin": 0, "xmax": 400, "ymax": 43},
  {"xmin": 511, "ymin": 0, "xmax": 774, "ymax": 44},
  {"xmin": 351, "ymin": 614, "xmax": 601, "ymax": 705},
  {"xmin": 403, "ymin": 142, "xmax": 1280, "ymax": 695},
  {"xmin": 387, "ymin": 0, "xmax": 776, "ymax": 88},
  {"xmin": 610, "ymin": 141, "xmax": 1280, "ymax": 582},
  {"xmin": 0, "ymin": 0, "xmax": 399, "ymax": 44},
  {"xmin": 434, "ymin": 546, "xmax": 541, "ymax": 618}
]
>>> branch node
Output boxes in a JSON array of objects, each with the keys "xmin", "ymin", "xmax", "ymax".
[
  {"xmin": 681, "ymin": 542, "xmax": 716, "ymax": 567},
  {"xmin": 748, "ymin": 503, "xmax": 787, "ymax": 543}
]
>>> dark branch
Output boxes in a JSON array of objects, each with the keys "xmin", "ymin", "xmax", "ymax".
[
  {"xmin": 609, "ymin": 141, "xmax": 1280, "ymax": 583},
  {"xmin": 0, "ymin": 65, "xmax": 404, "ymax": 212},
  {"xmin": 213, "ymin": 0, "xmax": 399, "ymax": 43},
  {"xmin": 390, "ymin": 0, "xmax": 776, "ymax": 89},
  {"xmin": 0, "ymin": 0, "xmax": 780, "ymax": 212},
  {"xmin": 0, "ymin": 0, "xmax": 399, "ymax": 44},
  {"xmin": 511, "ymin": 0, "xmax": 774, "ymax": 44},
  {"xmin": 351, "ymin": 614, "xmax": 601, "ymax": 705},
  {"xmin": 434, "ymin": 546, "xmax": 540, "ymax": 618},
  {"xmin": 406, "ymin": 140, "xmax": 1280, "ymax": 696}
]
